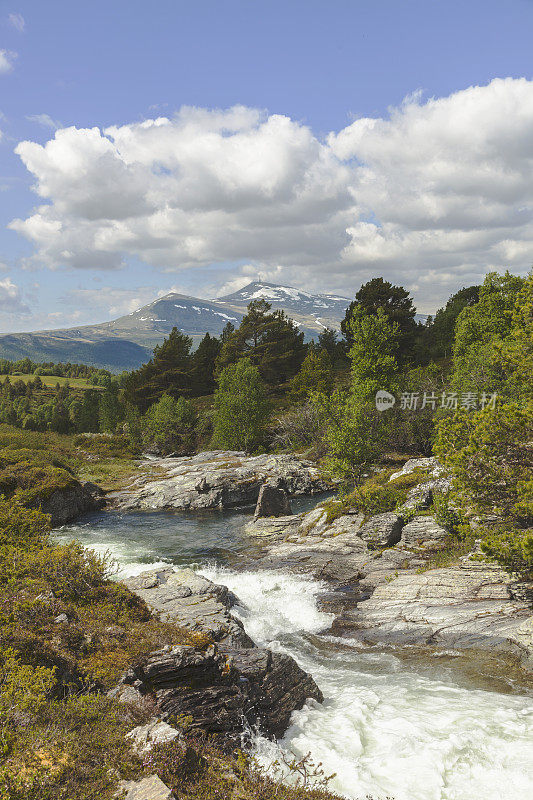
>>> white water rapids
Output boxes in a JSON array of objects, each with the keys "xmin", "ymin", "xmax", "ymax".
[
  {"xmin": 59, "ymin": 511, "xmax": 533, "ymax": 800},
  {"xmin": 200, "ymin": 565, "xmax": 533, "ymax": 800}
]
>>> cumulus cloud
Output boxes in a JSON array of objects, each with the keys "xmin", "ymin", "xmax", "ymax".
[
  {"xmin": 10, "ymin": 79, "xmax": 533, "ymax": 309},
  {"xmin": 0, "ymin": 277, "xmax": 30, "ymax": 314},
  {"xmin": 8, "ymin": 13, "xmax": 25, "ymax": 32},
  {"xmin": 0, "ymin": 49, "xmax": 16, "ymax": 73}
]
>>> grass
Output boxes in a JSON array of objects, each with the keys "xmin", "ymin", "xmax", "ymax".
[
  {"xmin": 0, "ymin": 373, "xmax": 104, "ymax": 390},
  {"xmin": 0, "ymin": 425, "xmax": 140, "ymax": 499}
]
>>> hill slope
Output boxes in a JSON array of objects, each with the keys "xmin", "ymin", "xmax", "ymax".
[{"xmin": 0, "ymin": 283, "xmax": 352, "ymax": 370}]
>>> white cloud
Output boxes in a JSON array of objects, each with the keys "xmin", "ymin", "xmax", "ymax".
[
  {"xmin": 26, "ymin": 113, "xmax": 62, "ymax": 130},
  {"xmin": 10, "ymin": 79, "xmax": 533, "ymax": 310},
  {"xmin": 64, "ymin": 286, "xmax": 158, "ymax": 318},
  {"xmin": 0, "ymin": 49, "xmax": 16, "ymax": 74},
  {"xmin": 8, "ymin": 13, "xmax": 25, "ymax": 32},
  {"xmin": 0, "ymin": 277, "xmax": 30, "ymax": 314}
]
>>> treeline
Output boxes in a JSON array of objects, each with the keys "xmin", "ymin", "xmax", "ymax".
[
  {"xmin": 0, "ymin": 378, "xmax": 123, "ymax": 435},
  {"xmin": 0, "ymin": 357, "xmax": 112, "ymax": 383}
]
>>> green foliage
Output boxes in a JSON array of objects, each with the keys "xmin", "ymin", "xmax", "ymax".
[
  {"xmin": 0, "ymin": 495, "xmax": 50, "ymax": 547},
  {"xmin": 212, "ymin": 359, "xmax": 271, "ymax": 452},
  {"xmin": 216, "ymin": 300, "xmax": 306, "ymax": 385},
  {"xmin": 190, "ymin": 333, "xmax": 222, "ymax": 395},
  {"xmin": 124, "ymin": 327, "xmax": 194, "ymax": 412},
  {"xmin": 341, "ymin": 277, "xmax": 417, "ymax": 363},
  {"xmin": 479, "ymin": 526, "xmax": 533, "ymax": 580},
  {"xmin": 324, "ymin": 467, "xmax": 426, "ymax": 522},
  {"xmin": 315, "ymin": 308, "xmax": 399, "ymax": 484},
  {"xmin": 287, "ymin": 348, "xmax": 334, "ymax": 404},
  {"xmin": 452, "ymin": 271, "xmax": 526, "ymax": 396},
  {"xmin": 425, "ymin": 284, "xmax": 480, "ymax": 360},
  {"xmin": 434, "ymin": 401, "xmax": 533, "ymax": 523},
  {"xmin": 141, "ymin": 394, "xmax": 198, "ymax": 455}
]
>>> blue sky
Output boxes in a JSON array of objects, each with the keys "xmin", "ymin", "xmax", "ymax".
[{"xmin": 1, "ymin": 0, "xmax": 533, "ymax": 331}]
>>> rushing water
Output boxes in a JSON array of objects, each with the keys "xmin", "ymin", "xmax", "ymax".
[{"xmin": 58, "ymin": 508, "xmax": 533, "ymax": 800}]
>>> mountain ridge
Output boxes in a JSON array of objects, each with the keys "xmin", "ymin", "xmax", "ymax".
[{"xmin": 0, "ymin": 281, "xmax": 428, "ymax": 371}]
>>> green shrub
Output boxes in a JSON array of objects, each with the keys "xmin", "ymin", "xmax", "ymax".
[
  {"xmin": 141, "ymin": 394, "xmax": 198, "ymax": 455},
  {"xmin": 479, "ymin": 526, "xmax": 533, "ymax": 580}
]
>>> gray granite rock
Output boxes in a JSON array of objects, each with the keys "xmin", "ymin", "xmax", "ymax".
[
  {"xmin": 109, "ymin": 451, "xmax": 329, "ymax": 512},
  {"xmin": 126, "ymin": 719, "xmax": 180, "ymax": 755},
  {"xmin": 345, "ymin": 563, "xmax": 533, "ymax": 669},
  {"xmin": 358, "ymin": 512, "xmax": 403, "ymax": 549},
  {"xmin": 118, "ymin": 775, "xmax": 174, "ymax": 800},
  {"xmin": 125, "ymin": 568, "xmax": 252, "ymax": 647},
  {"xmin": 400, "ymin": 516, "xmax": 450, "ymax": 549}
]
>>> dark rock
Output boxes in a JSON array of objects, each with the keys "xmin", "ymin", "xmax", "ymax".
[
  {"xmin": 358, "ymin": 513, "xmax": 403, "ymax": 549},
  {"xmin": 120, "ymin": 641, "xmax": 322, "ymax": 745},
  {"xmin": 254, "ymin": 484, "xmax": 293, "ymax": 520}
]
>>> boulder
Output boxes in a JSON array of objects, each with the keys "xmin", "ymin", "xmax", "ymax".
[
  {"xmin": 118, "ymin": 641, "xmax": 322, "ymax": 745},
  {"xmin": 358, "ymin": 512, "xmax": 403, "ymax": 549},
  {"xmin": 125, "ymin": 568, "xmax": 252, "ymax": 647},
  {"xmin": 126, "ymin": 719, "xmax": 180, "ymax": 755},
  {"xmin": 35, "ymin": 480, "xmax": 105, "ymax": 526},
  {"xmin": 400, "ymin": 516, "xmax": 449, "ymax": 549},
  {"xmin": 254, "ymin": 484, "xmax": 293, "ymax": 519},
  {"xmin": 118, "ymin": 775, "xmax": 174, "ymax": 800},
  {"xmin": 110, "ymin": 451, "xmax": 329, "ymax": 512}
]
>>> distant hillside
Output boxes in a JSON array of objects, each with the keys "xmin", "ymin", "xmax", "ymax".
[
  {"xmin": 0, "ymin": 282, "xmax": 354, "ymax": 370},
  {"xmin": 0, "ymin": 281, "xmax": 428, "ymax": 370}
]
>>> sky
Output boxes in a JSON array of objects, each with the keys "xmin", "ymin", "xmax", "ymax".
[{"xmin": 1, "ymin": 0, "xmax": 533, "ymax": 332}]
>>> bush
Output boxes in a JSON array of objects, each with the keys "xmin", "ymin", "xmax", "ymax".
[
  {"xmin": 141, "ymin": 394, "xmax": 198, "ymax": 455},
  {"xmin": 211, "ymin": 359, "xmax": 271, "ymax": 453},
  {"xmin": 271, "ymin": 403, "xmax": 327, "ymax": 454},
  {"xmin": 479, "ymin": 526, "xmax": 533, "ymax": 580}
]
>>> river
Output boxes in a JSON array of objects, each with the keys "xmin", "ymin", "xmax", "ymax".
[{"xmin": 58, "ymin": 507, "xmax": 533, "ymax": 800}]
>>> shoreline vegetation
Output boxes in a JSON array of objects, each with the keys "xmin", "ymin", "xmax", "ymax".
[{"xmin": 0, "ymin": 270, "xmax": 531, "ymax": 799}]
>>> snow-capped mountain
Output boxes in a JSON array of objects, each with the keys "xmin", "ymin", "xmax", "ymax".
[
  {"xmin": 215, "ymin": 281, "xmax": 350, "ymax": 333},
  {"xmin": 0, "ymin": 281, "xmax": 426, "ymax": 371}
]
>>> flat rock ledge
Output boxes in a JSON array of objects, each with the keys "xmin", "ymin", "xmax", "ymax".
[
  {"xmin": 244, "ymin": 501, "xmax": 533, "ymax": 673},
  {"xmin": 109, "ymin": 451, "xmax": 329, "ymax": 512},
  {"xmin": 116, "ymin": 567, "xmax": 322, "ymax": 745}
]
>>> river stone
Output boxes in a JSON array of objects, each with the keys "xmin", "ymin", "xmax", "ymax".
[
  {"xmin": 400, "ymin": 516, "xmax": 449, "ymax": 548},
  {"xmin": 118, "ymin": 775, "xmax": 174, "ymax": 800},
  {"xmin": 126, "ymin": 719, "xmax": 180, "ymax": 755},
  {"xmin": 125, "ymin": 568, "xmax": 252, "ymax": 647},
  {"xmin": 30, "ymin": 480, "xmax": 105, "ymax": 526},
  {"xmin": 358, "ymin": 512, "xmax": 403, "ymax": 549},
  {"xmin": 254, "ymin": 484, "xmax": 293, "ymax": 519},
  {"xmin": 345, "ymin": 564, "xmax": 533, "ymax": 668}
]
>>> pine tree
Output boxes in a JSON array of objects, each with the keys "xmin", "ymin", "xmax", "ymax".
[
  {"xmin": 216, "ymin": 300, "xmax": 305, "ymax": 384},
  {"xmin": 190, "ymin": 333, "xmax": 222, "ymax": 395},
  {"xmin": 123, "ymin": 327, "xmax": 193, "ymax": 412}
]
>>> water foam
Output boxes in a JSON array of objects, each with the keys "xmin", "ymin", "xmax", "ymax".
[{"xmin": 201, "ymin": 565, "xmax": 533, "ymax": 800}]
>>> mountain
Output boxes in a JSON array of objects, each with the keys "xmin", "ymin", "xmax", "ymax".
[
  {"xmin": 215, "ymin": 281, "xmax": 350, "ymax": 333},
  {"xmin": 0, "ymin": 281, "xmax": 427, "ymax": 371}
]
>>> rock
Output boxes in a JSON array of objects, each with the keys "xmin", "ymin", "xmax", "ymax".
[
  {"xmin": 109, "ymin": 451, "xmax": 329, "ymax": 512},
  {"xmin": 126, "ymin": 719, "xmax": 180, "ymax": 755},
  {"xmin": 54, "ymin": 613, "xmax": 69, "ymax": 625},
  {"xmin": 107, "ymin": 684, "xmax": 146, "ymax": 707},
  {"xmin": 123, "ymin": 567, "xmax": 323, "ymax": 743},
  {"xmin": 344, "ymin": 564, "xmax": 533, "ymax": 669},
  {"xmin": 125, "ymin": 568, "xmax": 252, "ymax": 647},
  {"xmin": 400, "ymin": 516, "xmax": 449, "ymax": 549},
  {"xmin": 388, "ymin": 457, "xmax": 440, "ymax": 482},
  {"xmin": 120, "ymin": 641, "xmax": 322, "ymax": 744},
  {"xmin": 118, "ymin": 775, "xmax": 174, "ymax": 800},
  {"xmin": 33, "ymin": 480, "xmax": 105, "ymax": 526},
  {"xmin": 254, "ymin": 484, "xmax": 293, "ymax": 519},
  {"xmin": 358, "ymin": 513, "xmax": 403, "ymax": 549}
]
